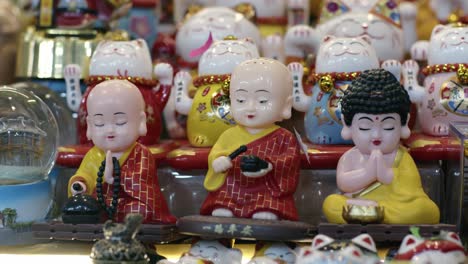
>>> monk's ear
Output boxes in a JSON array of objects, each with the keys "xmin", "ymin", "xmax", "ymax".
[
  {"xmin": 401, "ymin": 114, "xmax": 411, "ymax": 139},
  {"xmin": 138, "ymin": 111, "xmax": 147, "ymax": 136},
  {"xmin": 341, "ymin": 117, "xmax": 352, "ymax": 140},
  {"xmin": 282, "ymin": 95, "xmax": 293, "ymax": 120},
  {"xmin": 86, "ymin": 116, "xmax": 93, "ymax": 140}
]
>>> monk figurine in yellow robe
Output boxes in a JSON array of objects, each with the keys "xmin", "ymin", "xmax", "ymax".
[{"xmin": 322, "ymin": 69, "xmax": 440, "ymax": 224}]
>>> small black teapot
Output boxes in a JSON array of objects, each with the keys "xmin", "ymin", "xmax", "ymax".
[{"xmin": 62, "ymin": 193, "xmax": 102, "ymax": 224}]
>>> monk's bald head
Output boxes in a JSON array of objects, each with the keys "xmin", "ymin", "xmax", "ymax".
[{"xmin": 87, "ymin": 80, "xmax": 145, "ymax": 113}]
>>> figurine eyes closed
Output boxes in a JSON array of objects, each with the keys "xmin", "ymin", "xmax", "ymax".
[{"xmin": 92, "ymin": 112, "xmax": 128, "ymax": 127}]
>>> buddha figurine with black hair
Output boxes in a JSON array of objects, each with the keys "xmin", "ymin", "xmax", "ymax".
[{"xmin": 322, "ymin": 69, "xmax": 440, "ymax": 225}]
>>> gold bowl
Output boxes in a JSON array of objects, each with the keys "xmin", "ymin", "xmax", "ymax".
[{"xmin": 342, "ymin": 204, "xmax": 384, "ymax": 224}]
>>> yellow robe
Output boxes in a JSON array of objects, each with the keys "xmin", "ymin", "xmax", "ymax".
[{"xmin": 322, "ymin": 147, "xmax": 440, "ymax": 224}]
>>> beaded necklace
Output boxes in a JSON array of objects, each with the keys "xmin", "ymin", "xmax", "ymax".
[
  {"xmin": 96, "ymin": 157, "xmax": 121, "ymax": 220},
  {"xmin": 422, "ymin": 63, "xmax": 468, "ymax": 85}
]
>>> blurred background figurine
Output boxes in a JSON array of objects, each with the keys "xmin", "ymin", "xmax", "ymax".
[
  {"xmin": 67, "ymin": 80, "xmax": 176, "ymax": 224},
  {"xmin": 200, "ymin": 58, "xmax": 301, "ymax": 221},
  {"xmin": 322, "ymin": 69, "xmax": 439, "ymax": 225}
]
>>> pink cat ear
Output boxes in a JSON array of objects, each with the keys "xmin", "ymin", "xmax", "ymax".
[
  {"xmin": 397, "ymin": 235, "xmax": 421, "ymax": 254},
  {"xmin": 358, "ymin": 35, "xmax": 372, "ymax": 45},
  {"xmin": 322, "ymin": 35, "xmax": 335, "ymax": 43},
  {"xmin": 432, "ymin": 24, "xmax": 446, "ymax": 36},
  {"xmin": 351, "ymin": 234, "xmax": 377, "ymax": 253},
  {"xmin": 311, "ymin": 234, "xmax": 334, "ymax": 250}
]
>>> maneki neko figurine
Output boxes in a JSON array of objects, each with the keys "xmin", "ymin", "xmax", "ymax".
[
  {"xmin": 394, "ymin": 230, "xmax": 466, "ymax": 263},
  {"xmin": 248, "ymin": 242, "xmax": 297, "ymax": 264},
  {"xmin": 284, "ymin": 0, "xmax": 417, "ymax": 63},
  {"xmin": 157, "ymin": 239, "xmax": 242, "ymax": 264},
  {"xmin": 295, "ymin": 234, "xmax": 380, "ymax": 264},
  {"xmin": 175, "ymin": 37, "xmax": 260, "ymax": 147},
  {"xmin": 322, "ymin": 69, "xmax": 440, "ymax": 224},
  {"xmin": 402, "ymin": 23, "xmax": 468, "ymax": 136},
  {"xmin": 65, "ymin": 39, "xmax": 173, "ymax": 145},
  {"xmin": 288, "ymin": 35, "xmax": 405, "ymax": 144},
  {"xmin": 67, "ymin": 80, "xmax": 176, "ymax": 224},
  {"xmin": 200, "ymin": 58, "xmax": 301, "ymax": 221}
]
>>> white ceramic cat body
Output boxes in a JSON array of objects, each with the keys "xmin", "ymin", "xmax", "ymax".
[
  {"xmin": 403, "ymin": 24, "xmax": 468, "ymax": 136},
  {"xmin": 175, "ymin": 7, "xmax": 261, "ymax": 64},
  {"xmin": 157, "ymin": 240, "xmax": 242, "ymax": 264},
  {"xmin": 289, "ymin": 35, "xmax": 386, "ymax": 144},
  {"xmin": 284, "ymin": 0, "xmax": 416, "ymax": 62},
  {"xmin": 248, "ymin": 242, "xmax": 296, "ymax": 264},
  {"xmin": 89, "ymin": 39, "xmax": 153, "ymax": 78}
]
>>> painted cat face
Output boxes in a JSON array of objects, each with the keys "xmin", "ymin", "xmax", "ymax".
[
  {"xmin": 176, "ymin": 7, "xmax": 261, "ymax": 63},
  {"xmin": 319, "ymin": 13, "xmax": 403, "ymax": 61},
  {"xmin": 89, "ymin": 39, "xmax": 152, "ymax": 79},
  {"xmin": 428, "ymin": 24, "xmax": 468, "ymax": 65},
  {"xmin": 262, "ymin": 243, "xmax": 296, "ymax": 264},
  {"xmin": 395, "ymin": 232, "xmax": 466, "ymax": 264},
  {"xmin": 316, "ymin": 35, "xmax": 379, "ymax": 73},
  {"xmin": 215, "ymin": 0, "xmax": 286, "ymax": 18},
  {"xmin": 198, "ymin": 38, "xmax": 260, "ymax": 75},
  {"xmin": 296, "ymin": 234, "xmax": 380, "ymax": 264},
  {"xmin": 187, "ymin": 240, "xmax": 242, "ymax": 264}
]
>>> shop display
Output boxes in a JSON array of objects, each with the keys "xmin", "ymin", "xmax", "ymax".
[
  {"xmin": 402, "ymin": 23, "xmax": 468, "ymax": 136},
  {"xmin": 296, "ymin": 234, "xmax": 380, "ymax": 264},
  {"xmin": 70, "ymin": 39, "xmax": 173, "ymax": 145},
  {"xmin": 175, "ymin": 37, "xmax": 259, "ymax": 147},
  {"xmin": 322, "ymin": 69, "xmax": 440, "ymax": 224},
  {"xmin": 67, "ymin": 80, "xmax": 175, "ymax": 224}
]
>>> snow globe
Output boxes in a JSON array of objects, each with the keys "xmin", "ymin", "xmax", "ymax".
[{"xmin": 0, "ymin": 86, "xmax": 58, "ymax": 244}]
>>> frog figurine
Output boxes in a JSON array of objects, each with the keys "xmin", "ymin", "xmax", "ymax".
[
  {"xmin": 174, "ymin": 37, "xmax": 260, "ymax": 147},
  {"xmin": 65, "ymin": 39, "xmax": 173, "ymax": 145},
  {"xmin": 295, "ymin": 234, "xmax": 380, "ymax": 264},
  {"xmin": 287, "ymin": 35, "xmax": 402, "ymax": 144},
  {"xmin": 402, "ymin": 23, "xmax": 468, "ymax": 136},
  {"xmin": 393, "ymin": 231, "xmax": 466, "ymax": 263},
  {"xmin": 157, "ymin": 239, "xmax": 242, "ymax": 264},
  {"xmin": 284, "ymin": 0, "xmax": 418, "ymax": 62}
]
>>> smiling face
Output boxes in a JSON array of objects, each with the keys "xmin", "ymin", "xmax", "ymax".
[
  {"xmin": 428, "ymin": 24, "xmax": 468, "ymax": 65},
  {"xmin": 188, "ymin": 240, "xmax": 242, "ymax": 264},
  {"xmin": 348, "ymin": 113, "xmax": 403, "ymax": 155},
  {"xmin": 86, "ymin": 80, "xmax": 146, "ymax": 153},
  {"xmin": 316, "ymin": 35, "xmax": 379, "ymax": 73},
  {"xmin": 263, "ymin": 243, "xmax": 296, "ymax": 264},
  {"xmin": 198, "ymin": 38, "xmax": 259, "ymax": 75},
  {"xmin": 230, "ymin": 58, "xmax": 292, "ymax": 131}
]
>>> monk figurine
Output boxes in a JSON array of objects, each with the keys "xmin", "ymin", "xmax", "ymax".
[
  {"xmin": 322, "ymin": 69, "xmax": 440, "ymax": 224},
  {"xmin": 68, "ymin": 80, "xmax": 176, "ymax": 224},
  {"xmin": 200, "ymin": 58, "xmax": 301, "ymax": 221}
]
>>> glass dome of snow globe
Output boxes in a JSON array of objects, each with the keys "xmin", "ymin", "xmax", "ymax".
[{"xmin": 0, "ymin": 86, "xmax": 58, "ymax": 185}]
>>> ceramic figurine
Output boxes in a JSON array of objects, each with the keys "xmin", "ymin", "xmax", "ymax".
[
  {"xmin": 157, "ymin": 239, "xmax": 242, "ymax": 264},
  {"xmin": 394, "ymin": 231, "xmax": 466, "ymax": 263},
  {"xmin": 295, "ymin": 234, "xmax": 380, "ymax": 264},
  {"xmin": 200, "ymin": 58, "xmax": 301, "ymax": 220},
  {"xmin": 65, "ymin": 39, "xmax": 173, "ymax": 145},
  {"xmin": 284, "ymin": 0, "xmax": 418, "ymax": 62},
  {"xmin": 288, "ymin": 35, "xmax": 404, "ymax": 144},
  {"xmin": 248, "ymin": 242, "xmax": 296, "ymax": 264},
  {"xmin": 322, "ymin": 69, "xmax": 440, "ymax": 224},
  {"xmin": 429, "ymin": 0, "xmax": 468, "ymax": 24},
  {"xmin": 175, "ymin": 37, "xmax": 260, "ymax": 147},
  {"xmin": 91, "ymin": 214, "xmax": 149, "ymax": 263},
  {"xmin": 402, "ymin": 23, "xmax": 468, "ymax": 136},
  {"xmin": 67, "ymin": 80, "xmax": 176, "ymax": 224}
]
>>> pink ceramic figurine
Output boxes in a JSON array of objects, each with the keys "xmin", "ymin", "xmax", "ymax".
[
  {"xmin": 67, "ymin": 80, "xmax": 176, "ymax": 224},
  {"xmin": 322, "ymin": 69, "xmax": 439, "ymax": 224},
  {"xmin": 200, "ymin": 58, "xmax": 301, "ymax": 221}
]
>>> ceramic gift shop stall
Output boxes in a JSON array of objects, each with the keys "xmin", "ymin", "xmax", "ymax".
[{"xmin": 0, "ymin": 0, "xmax": 467, "ymax": 263}]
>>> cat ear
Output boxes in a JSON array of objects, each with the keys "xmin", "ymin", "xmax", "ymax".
[
  {"xmin": 341, "ymin": 245, "xmax": 364, "ymax": 260},
  {"xmin": 397, "ymin": 235, "xmax": 422, "ymax": 254},
  {"xmin": 358, "ymin": 35, "xmax": 372, "ymax": 45},
  {"xmin": 311, "ymin": 234, "xmax": 334, "ymax": 250},
  {"xmin": 351, "ymin": 234, "xmax": 377, "ymax": 253},
  {"xmin": 442, "ymin": 231, "xmax": 463, "ymax": 246},
  {"xmin": 322, "ymin": 35, "xmax": 335, "ymax": 43},
  {"xmin": 431, "ymin": 24, "xmax": 446, "ymax": 36}
]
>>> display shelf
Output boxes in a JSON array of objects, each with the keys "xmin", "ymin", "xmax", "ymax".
[{"xmin": 403, "ymin": 132, "xmax": 460, "ymax": 161}]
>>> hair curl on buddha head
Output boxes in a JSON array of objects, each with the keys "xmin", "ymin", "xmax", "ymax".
[{"xmin": 341, "ymin": 69, "xmax": 410, "ymax": 126}]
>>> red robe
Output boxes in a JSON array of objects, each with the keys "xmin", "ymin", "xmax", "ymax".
[
  {"xmin": 200, "ymin": 127, "xmax": 301, "ymax": 220},
  {"xmin": 69, "ymin": 143, "xmax": 176, "ymax": 224}
]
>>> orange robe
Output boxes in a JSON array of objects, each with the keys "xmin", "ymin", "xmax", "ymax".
[
  {"xmin": 200, "ymin": 125, "xmax": 301, "ymax": 220},
  {"xmin": 68, "ymin": 143, "xmax": 176, "ymax": 224}
]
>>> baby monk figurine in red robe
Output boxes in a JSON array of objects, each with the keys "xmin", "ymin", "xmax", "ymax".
[
  {"xmin": 67, "ymin": 80, "xmax": 176, "ymax": 224},
  {"xmin": 200, "ymin": 58, "xmax": 301, "ymax": 221}
]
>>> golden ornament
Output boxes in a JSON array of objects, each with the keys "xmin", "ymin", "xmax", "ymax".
[
  {"xmin": 318, "ymin": 75, "xmax": 334, "ymax": 93},
  {"xmin": 457, "ymin": 64, "xmax": 468, "ymax": 85}
]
